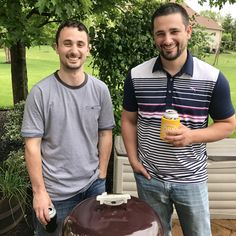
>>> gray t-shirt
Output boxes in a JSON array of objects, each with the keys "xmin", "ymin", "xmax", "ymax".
[{"xmin": 21, "ymin": 72, "xmax": 115, "ymax": 201}]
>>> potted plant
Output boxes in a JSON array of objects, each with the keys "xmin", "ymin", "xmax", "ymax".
[
  {"xmin": 0, "ymin": 101, "xmax": 31, "ymax": 234},
  {"xmin": 0, "ymin": 149, "xmax": 30, "ymax": 235}
]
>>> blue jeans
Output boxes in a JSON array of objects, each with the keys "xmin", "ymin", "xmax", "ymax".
[
  {"xmin": 134, "ymin": 173, "xmax": 211, "ymax": 236},
  {"xmin": 34, "ymin": 178, "xmax": 106, "ymax": 236}
]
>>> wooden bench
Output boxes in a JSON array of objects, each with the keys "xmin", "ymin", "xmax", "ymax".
[{"xmin": 113, "ymin": 136, "xmax": 236, "ymax": 219}]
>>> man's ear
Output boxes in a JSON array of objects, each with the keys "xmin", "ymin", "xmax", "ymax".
[
  {"xmin": 53, "ymin": 43, "xmax": 59, "ymax": 54},
  {"xmin": 87, "ymin": 44, "xmax": 91, "ymax": 56},
  {"xmin": 187, "ymin": 25, "xmax": 192, "ymax": 39}
]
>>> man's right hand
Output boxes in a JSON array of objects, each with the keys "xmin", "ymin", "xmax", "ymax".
[{"xmin": 131, "ymin": 160, "xmax": 151, "ymax": 180}]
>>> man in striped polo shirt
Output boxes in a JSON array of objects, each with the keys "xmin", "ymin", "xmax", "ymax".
[{"xmin": 121, "ymin": 3, "xmax": 236, "ymax": 236}]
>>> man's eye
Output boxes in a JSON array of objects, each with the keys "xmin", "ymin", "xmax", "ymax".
[
  {"xmin": 171, "ymin": 30, "xmax": 179, "ymax": 34},
  {"xmin": 156, "ymin": 33, "xmax": 164, "ymax": 37},
  {"xmin": 77, "ymin": 43, "xmax": 85, "ymax": 47},
  {"xmin": 64, "ymin": 43, "xmax": 72, "ymax": 46}
]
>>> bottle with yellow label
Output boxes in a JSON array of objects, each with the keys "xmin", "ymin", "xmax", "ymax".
[{"xmin": 160, "ymin": 109, "xmax": 180, "ymax": 140}]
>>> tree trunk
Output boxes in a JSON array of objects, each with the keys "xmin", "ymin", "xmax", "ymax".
[
  {"xmin": 10, "ymin": 42, "xmax": 28, "ymax": 105},
  {"xmin": 4, "ymin": 47, "xmax": 11, "ymax": 63}
]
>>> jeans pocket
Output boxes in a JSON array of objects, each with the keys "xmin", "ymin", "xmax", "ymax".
[
  {"xmin": 134, "ymin": 171, "xmax": 145, "ymax": 180},
  {"xmin": 98, "ymin": 177, "xmax": 106, "ymax": 181}
]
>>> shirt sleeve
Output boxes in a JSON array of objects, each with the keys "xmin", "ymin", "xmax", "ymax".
[
  {"xmin": 123, "ymin": 70, "xmax": 138, "ymax": 112},
  {"xmin": 98, "ymin": 85, "xmax": 115, "ymax": 130},
  {"xmin": 209, "ymin": 72, "xmax": 235, "ymax": 120},
  {"xmin": 21, "ymin": 86, "xmax": 44, "ymax": 138}
]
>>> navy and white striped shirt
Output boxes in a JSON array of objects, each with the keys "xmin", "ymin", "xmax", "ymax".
[{"xmin": 123, "ymin": 52, "xmax": 235, "ymax": 183}]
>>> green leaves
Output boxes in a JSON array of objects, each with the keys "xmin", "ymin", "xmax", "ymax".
[
  {"xmin": 1, "ymin": 101, "xmax": 25, "ymax": 151},
  {"xmin": 0, "ymin": 149, "xmax": 30, "ymax": 205},
  {"xmin": 0, "ymin": 0, "xmax": 94, "ymax": 46},
  {"xmin": 198, "ymin": 0, "xmax": 236, "ymax": 9},
  {"xmin": 91, "ymin": 0, "xmax": 159, "ymax": 134},
  {"xmin": 189, "ymin": 24, "xmax": 211, "ymax": 59},
  {"xmin": 35, "ymin": 0, "xmax": 48, "ymax": 14},
  {"xmin": 0, "ymin": 101, "xmax": 29, "ymax": 204}
]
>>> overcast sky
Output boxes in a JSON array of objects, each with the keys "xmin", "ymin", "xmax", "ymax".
[{"xmin": 185, "ymin": 0, "xmax": 236, "ymax": 18}]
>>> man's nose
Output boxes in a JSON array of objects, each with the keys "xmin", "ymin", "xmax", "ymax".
[
  {"xmin": 71, "ymin": 44, "xmax": 78, "ymax": 52},
  {"xmin": 163, "ymin": 34, "xmax": 173, "ymax": 44}
]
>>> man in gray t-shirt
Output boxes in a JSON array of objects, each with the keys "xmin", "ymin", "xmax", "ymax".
[{"xmin": 21, "ymin": 20, "xmax": 115, "ymax": 236}]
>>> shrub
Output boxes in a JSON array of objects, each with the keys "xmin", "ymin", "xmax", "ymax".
[
  {"xmin": 1, "ymin": 101, "xmax": 25, "ymax": 156},
  {"xmin": 91, "ymin": 0, "xmax": 159, "ymax": 135}
]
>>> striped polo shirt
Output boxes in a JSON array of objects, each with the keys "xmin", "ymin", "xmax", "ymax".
[{"xmin": 123, "ymin": 52, "xmax": 235, "ymax": 183}]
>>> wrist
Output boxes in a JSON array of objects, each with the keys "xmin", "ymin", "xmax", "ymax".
[
  {"xmin": 32, "ymin": 186, "xmax": 47, "ymax": 196},
  {"xmin": 99, "ymin": 170, "xmax": 107, "ymax": 178}
]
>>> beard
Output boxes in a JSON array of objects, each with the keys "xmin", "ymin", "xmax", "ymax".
[
  {"xmin": 63, "ymin": 63, "xmax": 82, "ymax": 70},
  {"xmin": 61, "ymin": 52, "xmax": 85, "ymax": 70},
  {"xmin": 158, "ymin": 43, "xmax": 185, "ymax": 61}
]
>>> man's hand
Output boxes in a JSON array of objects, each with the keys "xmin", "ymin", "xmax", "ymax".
[
  {"xmin": 33, "ymin": 190, "xmax": 52, "ymax": 225},
  {"xmin": 130, "ymin": 160, "xmax": 151, "ymax": 180},
  {"xmin": 164, "ymin": 124, "xmax": 193, "ymax": 147}
]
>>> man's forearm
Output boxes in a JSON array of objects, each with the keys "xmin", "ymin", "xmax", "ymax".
[
  {"xmin": 191, "ymin": 115, "xmax": 236, "ymax": 144},
  {"xmin": 24, "ymin": 138, "xmax": 52, "ymax": 225},
  {"xmin": 121, "ymin": 110, "xmax": 151, "ymax": 179},
  {"xmin": 121, "ymin": 111, "xmax": 139, "ymax": 165},
  {"xmin": 24, "ymin": 138, "xmax": 47, "ymax": 194},
  {"xmin": 98, "ymin": 130, "xmax": 113, "ymax": 178}
]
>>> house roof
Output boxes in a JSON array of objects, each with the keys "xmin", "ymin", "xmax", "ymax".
[{"xmin": 183, "ymin": 3, "xmax": 223, "ymax": 31}]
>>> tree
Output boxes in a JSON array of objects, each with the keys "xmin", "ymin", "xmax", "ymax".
[
  {"xmin": 200, "ymin": 10, "xmax": 223, "ymax": 23},
  {"xmin": 221, "ymin": 32, "xmax": 232, "ymax": 50},
  {"xmin": 231, "ymin": 20, "xmax": 236, "ymax": 46},
  {"xmin": 189, "ymin": 25, "xmax": 211, "ymax": 57},
  {"xmin": 221, "ymin": 14, "xmax": 236, "ymax": 50},
  {"xmin": 0, "ymin": 0, "xmax": 126, "ymax": 105},
  {"xmin": 90, "ymin": 0, "xmax": 159, "ymax": 135},
  {"xmin": 222, "ymin": 14, "xmax": 234, "ymax": 34},
  {"xmin": 198, "ymin": 0, "xmax": 236, "ymax": 8}
]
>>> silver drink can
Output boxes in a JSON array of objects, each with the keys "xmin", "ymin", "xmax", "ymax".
[
  {"xmin": 163, "ymin": 109, "xmax": 179, "ymax": 120},
  {"xmin": 45, "ymin": 206, "xmax": 57, "ymax": 233}
]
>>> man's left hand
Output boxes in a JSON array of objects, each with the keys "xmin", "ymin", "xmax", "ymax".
[{"xmin": 164, "ymin": 124, "xmax": 193, "ymax": 147}]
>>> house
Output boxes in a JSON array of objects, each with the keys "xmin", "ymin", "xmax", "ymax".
[{"xmin": 184, "ymin": 3, "xmax": 223, "ymax": 52}]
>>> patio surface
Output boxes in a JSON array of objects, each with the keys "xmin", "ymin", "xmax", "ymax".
[{"xmin": 172, "ymin": 219, "xmax": 236, "ymax": 236}]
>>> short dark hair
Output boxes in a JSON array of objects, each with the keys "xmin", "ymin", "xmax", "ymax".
[
  {"xmin": 55, "ymin": 20, "xmax": 89, "ymax": 45},
  {"xmin": 151, "ymin": 3, "xmax": 190, "ymax": 33}
]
